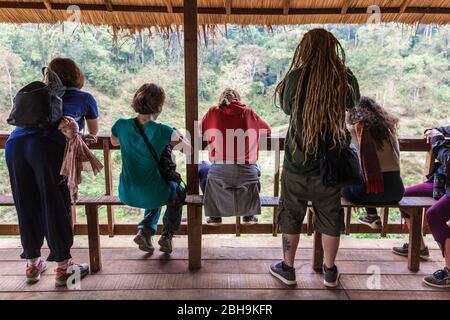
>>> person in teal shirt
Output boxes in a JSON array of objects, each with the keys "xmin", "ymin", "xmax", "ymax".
[{"xmin": 111, "ymin": 83, "xmax": 188, "ymax": 255}]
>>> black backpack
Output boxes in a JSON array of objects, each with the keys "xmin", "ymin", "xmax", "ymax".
[
  {"xmin": 319, "ymin": 138, "xmax": 363, "ymax": 188},
  {"xmin": 7, "ymin": 67, "xmax": 66, "ymax": 129}
]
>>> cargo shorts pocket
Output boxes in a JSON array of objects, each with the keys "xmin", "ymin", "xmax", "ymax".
[{"xmin": 277, "ymin": 199, "xmax": 307, "ymax": 235}]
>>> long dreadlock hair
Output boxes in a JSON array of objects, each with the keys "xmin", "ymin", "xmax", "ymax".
[{"xmin": 275, "ymin": 28, "xmax": 354, "ymax": 161}]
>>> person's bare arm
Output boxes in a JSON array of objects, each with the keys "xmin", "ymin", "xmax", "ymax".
[
  {"xmin": 111, "ymin": 134, "xmax": 120, "ymax": 147},
  {"xmin": 171, "ymin": 128, "xmax": 192, "ymax": 154},
  {"xmin": 86, "ymin": 119, "xmax": 99, "ymax": 136}
]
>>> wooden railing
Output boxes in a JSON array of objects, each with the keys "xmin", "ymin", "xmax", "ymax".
[{"xmin": 0, "ymin": 131, "xmax": 437, "ymax": 237}]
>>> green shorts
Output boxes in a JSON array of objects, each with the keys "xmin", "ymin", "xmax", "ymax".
[{"xmin": 277, "ymin": 170, "xmax": 344, "ymax": 237}]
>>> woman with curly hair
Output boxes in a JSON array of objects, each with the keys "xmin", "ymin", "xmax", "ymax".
[{"xmin": 342, "ymin": 96, "xmax": 404, "ymax": 229}]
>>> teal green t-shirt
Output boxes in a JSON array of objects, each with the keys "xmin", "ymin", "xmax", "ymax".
[{"xmin": 111, "ymin": 118, "xmax": 174, "ymax": 209}]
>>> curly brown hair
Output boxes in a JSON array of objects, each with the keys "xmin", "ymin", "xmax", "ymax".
[{"xmin": 347, "ymin": 96, "xmax": 399, "ymax": 148}]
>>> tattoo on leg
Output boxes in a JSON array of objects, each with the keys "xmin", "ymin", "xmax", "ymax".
[{"xmin": 282, "ymin": 234, "xmax": 291, "ymax": 253}]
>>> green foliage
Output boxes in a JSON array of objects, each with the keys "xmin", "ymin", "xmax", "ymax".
[{"xmin": 0, "ymin": 23, "xmax": 448, "ymax": 230}]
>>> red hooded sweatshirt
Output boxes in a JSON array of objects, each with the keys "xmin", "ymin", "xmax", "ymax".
[{"xmin": 200, "ymin": 100, "xmax": 271, "ymax": 164}]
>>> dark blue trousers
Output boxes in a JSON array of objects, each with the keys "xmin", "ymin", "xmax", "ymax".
[{"xmin": 5, "ymin": 132, "xmax": 73, "ymax": 262}]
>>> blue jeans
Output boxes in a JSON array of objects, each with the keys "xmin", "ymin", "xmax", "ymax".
[{"xmin": 138, "ymin": 181, "xmax": 184, "ymax": 235}]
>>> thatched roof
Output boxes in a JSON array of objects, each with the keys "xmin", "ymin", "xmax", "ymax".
[{"xmin": 0, "ymin": 0, "xmax": 448, "ymax": 30}]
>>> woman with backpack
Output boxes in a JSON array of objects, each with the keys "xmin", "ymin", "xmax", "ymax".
[
  {"xmin": 199, "ymin": 88, "xmax": 271, "ymax": 224},
  {"xmin": 271, "ymin": 28, "xmax": 360, "ymax": 288},
  {"xmin": 111, "ymin": 83, "xmax": 189, "ymax": 255},
  {"xmin": 342, "ymin": 97, "xmax": 405, "ymax": 230},
  {"xmin": 5, "ymin": 57, "xmax": 98, "ymax": 286}
]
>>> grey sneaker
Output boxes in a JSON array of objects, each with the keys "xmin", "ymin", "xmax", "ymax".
[
  {"xmin": 392, "ymin": 243, "xmax": 430, "ymax": 260},
  {"xmin": 134, "ymin": 230, "xmax": 154, "ymax": 253},
  {"xmin": 269, "ymin": 261, "xmax": 296, "ymax": 286},
  {"xmin": 55, "ymin": 261, "xmax": 89, "ymax": 288},
  {"xmin": 359, "ymin": 215, "xmax": 382, "ymax": 230},
  {"xmin": 323, "ymin": 264, "xmax": 340, "ymax": 288},
  {"xmin": 423, "ymin": 267, "xmax": 450, "ymax": 288},
  {"xmin": 158, "ymin": 233, "xmax": 173, "ymax": 254},
  {"xmin": 26, "ymin": 258, "xmax": 47, "ymax": 284},
  {"xmin": 206, "ymin": 217, "xmax": 222, "ymax": 224}
]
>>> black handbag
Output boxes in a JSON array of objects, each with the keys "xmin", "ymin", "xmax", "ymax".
[
  {"xmin": 133, "ymin": 118, "xmax": 186, "ymax": 205},
  {"xmin": 7, "ymin": 67, "xmax": 66, "ymax": 129},
  {"xmin": 319, "ymin": 138, "xmax": 362, "ymax": 188}
]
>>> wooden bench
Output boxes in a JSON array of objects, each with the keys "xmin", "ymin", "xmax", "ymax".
[{"xmin": 0, "ymin": 194, "xmax": 436, "ymax": 273}]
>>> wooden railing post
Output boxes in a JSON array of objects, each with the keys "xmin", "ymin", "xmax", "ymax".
[
  {"xmin": 272, "ymin": 144, "xmax": 281, "ymax": 237},
  {"xmin": 184, "ymin": 0, "xmax": 200, "ymax": 269},
  {"xmin": 103, "ymin": 139, "xmax": 115, "ymax": 237}
]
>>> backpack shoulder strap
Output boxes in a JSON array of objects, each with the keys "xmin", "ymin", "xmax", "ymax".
[{"xmin": 133, "ymin": 118, "xmax": 160, "ymax": 164}]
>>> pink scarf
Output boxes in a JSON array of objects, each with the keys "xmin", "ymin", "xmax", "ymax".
[{"xmin": 58, "ymin": 117, "xmax": 103, "ymax": 202}]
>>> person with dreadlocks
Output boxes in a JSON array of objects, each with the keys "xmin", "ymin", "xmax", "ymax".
[
  {"xmin": 342, "ymin": 97, "xmax": 404, "ymax": 230},
  {"xmin": 270, "ymin": 29, "xmax": 360, "ymax": 287}
]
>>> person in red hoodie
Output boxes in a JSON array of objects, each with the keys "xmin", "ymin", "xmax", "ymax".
[{"xmin": 199, "ymin": 88, "xmax": 271, "ymax": 223}]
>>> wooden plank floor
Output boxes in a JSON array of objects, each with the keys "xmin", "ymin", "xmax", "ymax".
[{"xmin": 0, "ymin": 235, "xmax": 448, "ymax": 300}]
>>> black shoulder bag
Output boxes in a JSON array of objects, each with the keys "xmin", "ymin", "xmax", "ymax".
[
  {"xmin": 319, "ymin": 137, "xmax": 362, "ymax": 188},
  {"xmin": 133, "ymin": 118, "xmax": 186, "ymax": 205},
  {"xmin": 7, "ymin": 67, "xmax": 66, "ymax": 129}
]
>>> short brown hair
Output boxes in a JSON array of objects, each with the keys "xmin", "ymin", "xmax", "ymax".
[
  {"xmin": 131, "ymin": 83, "xmax": 165, "ymax": 115},
  {"xmin": 48, "ymin": 57, "xmax": 85, "ymax": 89}
]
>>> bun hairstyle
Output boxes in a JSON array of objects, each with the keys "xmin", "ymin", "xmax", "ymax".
[
  {"xmin": 131, "ymin": 83, "xmax": 165, "ymax": 115},
  {"xmin": 218, "ymin": 88, "xmax": 241, "ymax": 108}
]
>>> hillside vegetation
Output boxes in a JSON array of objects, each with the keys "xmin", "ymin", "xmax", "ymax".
[{"xmin": 0, "ymin": 23, "xmax": 448, "ymax": 229}]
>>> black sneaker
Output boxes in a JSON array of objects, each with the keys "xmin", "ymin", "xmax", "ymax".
[
  {"xmin": 359, "ymin": 215, "xmax": 382, "ymax": 230},
  {"xmin": 392, "ymin": 243, "xmax": 430, "ymax": 260},
  {"xmin": 269, "ymin": 261, "xmax": 296, "ymax": 286},
  {"xmin": 323, "ymin": 264, "xmax": 340, "ymax": 288},
  {"xmin": 134, "ymin": 230, "xmax": 154, "ymax": 253},
  {"xmin": 243, "ymin": 215, "xmax": 258, "ymax": 223},
  {"xmin": 423, "ymin": 267, "xmax": 450, "ymax": 288},
  {"xmin": 206, "ymin": 217, "xmax": 222, "ymax": 224}
]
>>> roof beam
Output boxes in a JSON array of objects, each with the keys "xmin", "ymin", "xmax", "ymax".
[
  {"xmin": 224, "ymin": 0, "xmax": 231, "ymax": 16},
  {"xmin": 104, "ymin": 0, "xmax": 113, "ymax": 12},
  {"xmin": 400, "ymin": 0, "xmax": 410, "ymax": 14},
  {"xmin": 0, "ymin": 2, "xmax": 448, "ymax": 15},
  {"xmin": 341, "ymin": 0, "xmax": 350, "ymax": 15},
  {"xmin": 283, "ymin": 0, "xmax": 289, "ymax": 16},
  {"xmin": 43, "ymin": 0, "xmax": 52, "ymax": 11},
  {"xmin": 165, "ymin": 0, "xmax": 173, "ymax": 14}
]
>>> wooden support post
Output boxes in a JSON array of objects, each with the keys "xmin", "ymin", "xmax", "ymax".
[
  {"xmin": 86, "ymin": 204, "xmax": 102, "ymax": 273},
  {"xmin": 408, "ymin": 208, "xmax": 423, "ymax": 271},
  {"xmin": 424, "ymin": 148, "xmax": 435, "ymax": 178},
  {"xmin": 312, "ymin": 231, "xmax": 323, "ymax": 272},
  {"xmin": 422, "ymin": 208, "xmax": 428, "ymax": 237},
  {"xmin": 188, "ymin": 205, "xmax": 202, "ymax": 269},
  {"xmin": 103, "ymin": 139, "xmax": 115, "ymax": 237},
  {"xmin": 380, "ymin": 207, "xmax": 389, "ymax": 237},
  {"xmin": 272, "ymin": 148, "xmax": 280, "ymax": 237},
  {"xmin": 344, "ymin": 207, "xmax": 351, "ymax": 235},
  {"xmin": 235, "ymin": 216, "xmax": 241, "ymax": 237},
  {"xmin": 306, "ymin": 208, "xmax": 313, "ymax": 236},
  {"xmin": 71, "ymin": 205, "xmax": 77, "ymax": 232},
  {"xmin": 184, "ymin": 0, "xmax": 199, "ymax": 270}
]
